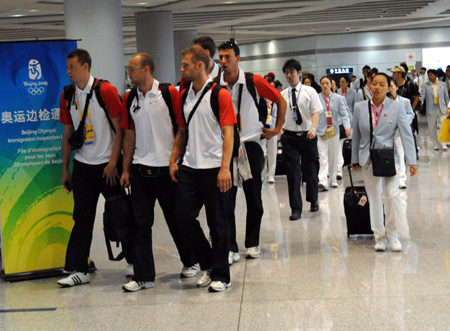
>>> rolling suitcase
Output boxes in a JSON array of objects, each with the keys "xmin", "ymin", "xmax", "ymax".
[
  {"xmin": 342, "ymin": 138, "xmax": 352, "ymax": 167},
  {"xmin": 343, "ymin": 166, "xmax": 373, "ymax": 237}
]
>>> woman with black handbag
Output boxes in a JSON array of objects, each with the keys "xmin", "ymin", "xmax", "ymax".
[{"xmin": 351, "ymin": 73, "xmax": 417, "ymax": 252}]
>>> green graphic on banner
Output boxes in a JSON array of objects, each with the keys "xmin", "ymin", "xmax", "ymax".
[{"xmin": 0, "ymin": 40, "xmax": 77, "ymax": 277}]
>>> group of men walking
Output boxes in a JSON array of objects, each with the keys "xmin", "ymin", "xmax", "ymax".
[{"xmin": 56, "ymin": 35, "xmax": 348, "ymax": 293}]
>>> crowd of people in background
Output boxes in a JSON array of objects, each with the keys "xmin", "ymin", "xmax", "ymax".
[{"xmin": 55, "ymin": 35, "xmax": 450, "ymax": 294}]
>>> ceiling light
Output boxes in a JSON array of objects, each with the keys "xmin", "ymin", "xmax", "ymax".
[{"xmin": 11, "ymin": 14, "xmax": 24, "ymax": 17}]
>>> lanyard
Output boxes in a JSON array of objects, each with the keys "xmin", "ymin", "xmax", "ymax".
[
  {"xmin": 76, "ymin": 90, "xmax": 91, "ymax": 121},
  {"xmin": 371, "ymin": 102, "xmax": 384, "ymax": 126},
  {"xmin": 432, "ymin": 83, "xmax": 439, "ymax": 97},
  {"xmin": 288, "ymin": 85, "xmax": 302, "ymax": 113},
  {"xmin": 323, "ymin": 94, "xmax": 333, "ymax": 126}
]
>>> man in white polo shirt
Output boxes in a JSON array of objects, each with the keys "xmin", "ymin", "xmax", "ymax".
[
  {"xmin": 170, "ymin": 46, "xmax": 236, "ymax": 292},
  {"xmin": 57, "ymin": 49, "xmax": 127, "ymax": 287},
  {"xmin": 119, "ymin": 53, "xmax": 197, "ymax": 292},
  {"xmin": 281, "ymin": 59, "xmax": 323, "ymax": 221},
  {"xmin": 217, "ymin": 41, "xmax": 286, "ymax": 261}
]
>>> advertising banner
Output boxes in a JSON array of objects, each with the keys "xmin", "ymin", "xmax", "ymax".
[{"xmin": 0, "ymin": 40, "xmax": 77, "ymax": 279}]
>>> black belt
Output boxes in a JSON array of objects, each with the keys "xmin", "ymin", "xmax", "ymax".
[{"xmin": 284, "ymin": 130, "xmax": 308, "ymax": 137}]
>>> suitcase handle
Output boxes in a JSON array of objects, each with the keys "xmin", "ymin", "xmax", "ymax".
[{"xmin": 347, "ymin": 165, "xmax": 355, "ymax": 190}]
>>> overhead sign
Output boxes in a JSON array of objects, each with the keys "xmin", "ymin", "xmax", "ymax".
[{"xmin": 326, "ymin": 67, "xmax": 353, "ymax": 75}]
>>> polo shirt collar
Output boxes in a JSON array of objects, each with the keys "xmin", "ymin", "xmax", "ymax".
[
  {"xmin": 188, "ymin": 77, "xmax": 213, "ymax": 98},
  {"xmin": 137, "ymin": 78, "xmax": 160, "ymax": 99},
  {"xmin": 75, "ymin": 75, "xmax": 94, "ymax": 94}
]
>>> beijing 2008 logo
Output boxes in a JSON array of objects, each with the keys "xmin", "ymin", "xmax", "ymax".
[
  {"xmin": 28, "ymin": 59, "xmax": 42, "ymax": 80},
  {"xmin": 23, "ymin": 59, "xmax": 48, "ymax": 96}
]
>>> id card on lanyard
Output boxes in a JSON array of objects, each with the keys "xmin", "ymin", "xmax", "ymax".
[
  {"xmin": 76, "ymin": 90, "xmax": 96, "ymax": 145},
  {"xmin": 323, "ymin": 95, "xmax": 333, "ymax": 126}
]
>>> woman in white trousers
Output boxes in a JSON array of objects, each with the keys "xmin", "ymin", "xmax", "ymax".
[
  {"xmin": 351, "ymin": 73, "xmax": 418, "ymax": 252},
  {"xmin": 317, "ymin": 76, "xmax": 351, "ymax": 191}
]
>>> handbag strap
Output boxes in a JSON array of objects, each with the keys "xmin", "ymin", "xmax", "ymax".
[
  {"xmin": 77, "ymin": 89, "xmax": 94, "ymax": 131},
  {"xmin": 368, "ymin": 99, "xmax": 374, "ymax": 149}
]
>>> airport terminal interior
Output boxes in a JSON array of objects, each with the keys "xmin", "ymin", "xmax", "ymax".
[
  {"xmin": 2, "ymin": 1, "xmax": 450, "ymax": 330},
  {"xmin": 1, "ymin": 117, "xmax": 449, "ymax": 330}
]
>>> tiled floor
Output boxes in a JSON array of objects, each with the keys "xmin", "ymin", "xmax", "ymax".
[{"xmin": 1, "ymin": 116, "xmax": 450, "ymax": 331}]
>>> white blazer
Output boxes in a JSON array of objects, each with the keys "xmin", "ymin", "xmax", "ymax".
[
  {"xmin": 351, "ymin": 98, "xmax": 416, "ymax": 167},
  {"xmin": 317, "ymin": 92, "xmax": 350, "ymax": 136}
]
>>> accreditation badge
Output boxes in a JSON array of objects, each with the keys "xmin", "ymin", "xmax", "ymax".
[
  {"xmin": 434, "ymin": 96, "xmax": 439, "ymax": 104},
  {"xmin": 266, "ymin": 114, "xmax": 272, "ymax": 124},
  {"xmin": 84, "ymin": 124, "xmax": 96, "ymax": 145}
]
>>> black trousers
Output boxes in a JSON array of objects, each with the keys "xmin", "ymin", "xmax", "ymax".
[
  {"xmin": 228, "ymin": 141, "xmax": 264, "ymax": 252},
  {"xmin": 281, "ymin": 132, "xmax": 319, "ymax": 213},
  {"xmin": 65, "ymin": 159, "xmax": 132, "ymax": 273},
  {"xmin": 175, "ymin": 166, "xmax": 230, "ymax": 283},
  {"xmin": 129, "ymin": 164, "xmax": 195, "ymax": 282}
]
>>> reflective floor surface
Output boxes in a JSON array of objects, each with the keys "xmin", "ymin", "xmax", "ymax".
[{"xmin": 1, "ymin": 116, "xmax": 450, "ymax": 331}]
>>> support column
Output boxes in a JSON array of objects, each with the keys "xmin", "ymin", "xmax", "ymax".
[
  {"xmin": 173, "ymin": 30, "xmax": 198, "ymax": 84},
  {"xmin": 135, "ymin": 11, "xmax": 176, "ymax": 85},
  {"xmin": 64, "ymin": 0, "xmax": 125, "ymax": 95}
]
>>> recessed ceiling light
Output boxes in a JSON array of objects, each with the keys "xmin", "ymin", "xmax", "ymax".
[
  {"xmin": 29, "ymin": 9, "xmax": 38, "ymax": 13},
  {"xmin": 137, "ymin": 2, "xmax": 148, "ymax": 4},
  {"xmin": 11, "ymin": 14, "xmax": 24, "ymax": 17}
]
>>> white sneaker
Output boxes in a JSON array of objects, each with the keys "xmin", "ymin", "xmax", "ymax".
[
  {"xmin": 374, "ymin": 239, "xmax": 386, "ymax": 252},
  {"xmin": 57, "ymin": 272, "xmax": 90, "ymax": 287},
  {"xmin": 197, "ymin": 269, "xmax": 212, "ymax": 287},
  {"xmin": 246, "ymin": 246, "xmax": 260, "ymax": 259},
  {"xmin": 126, "ymin": 264, "xmax": 134, "ymax": 277},
  {"xmin": 331, "ymin": 181, "xmax": 338, "ymax": 188},
  {"xmin": 442, "ymin": 144, "xmax": 448, "ymax": 151},
  {"xmin": 267, "ymin": 175, "xmax": 275, "ymax": 184},
  {"xmin": 181, "ymin": 263, "xmax": 199, "ymax": 278},
  {"xmin": 122, "ymin": 280, "xmax": 154, "ymax": 292},
  {"xmin": 208, "ymin": 281, "xmax": 231, "ymax": 292},
  {"xmin": 399, "ymin": 182, "xmax": 407, "ymax": 189},
  {"xmin": 228, "ymin": 251, "xmax": 240, "ymax": 265},
  {"xmin": 433, "ymin": 144, "xmax": 440, "ymax": 151},
  {"xmin": 390, "ymin": 237, "xmax": 402, "ymax": 252}
]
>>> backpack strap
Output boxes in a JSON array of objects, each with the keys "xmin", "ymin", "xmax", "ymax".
[
  {"xmin": 245, "ymin": 72, "xmax": 268, "ymax": 126},
  {"xmin": 125, "ymin": 87, "xmax": 138, "ymax": 130},
  {"xmin": 93, "ymin": 78, "xmax": 116, "ymax": 134},
  {"xmin": 63, "ymin": 84, "xmax": 75, "ymax": 108},
  {"xmin": 210, "ymin": 82, "xmax": 240, "ymax": 157},
  {"xmin": 159, "ymin": 82, "xmax": 179, "ymax": 137}
]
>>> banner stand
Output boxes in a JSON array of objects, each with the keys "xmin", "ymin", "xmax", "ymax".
[{"xmin": 0, "ymin": 40, "xmax": 78, "ymax": 281}]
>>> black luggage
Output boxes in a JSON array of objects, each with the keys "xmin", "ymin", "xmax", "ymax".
[
  {"xmin": 103, "ymin": 188, "xmax": 134, "ymax": 261},
  {"xmin": 342, "ymin": 138, "xmax": 352, "ymax": 167},
  {"xmin": 344, "ymin": 166, "xmax": 373, "ymax": 237}
]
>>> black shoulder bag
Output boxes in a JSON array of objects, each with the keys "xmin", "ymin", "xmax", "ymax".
[
  {"xmin": 68, "ymin": 89, "xmax": 94, "ymax": 150},
  {"xmin": 368, "ymin": 100, "xmax": 396, "ymax": 177}
]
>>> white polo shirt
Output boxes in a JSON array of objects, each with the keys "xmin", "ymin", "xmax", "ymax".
[
  {"xmin": 180, "ymin": 78, "xmax": 236, "ymax": 169},
  {"xmin": 60, "ymin": 75, "xmax": 122, "ymax": 165},
  {"xmin": 120, "ymin": 79, "xmax": 180, "ymax": 167},
  {"xmin": 282, "ymin": 82, "xmax": 323, "ymax": 132},
  {"xmin": 219, "ymin": 68, "xmax": 281, "ymax": 143}
]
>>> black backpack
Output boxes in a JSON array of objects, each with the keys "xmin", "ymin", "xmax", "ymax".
[
  {"xmin": 213, "ymin": 72, "xmax": 268, "ymax": 126},
  {"xmin": 63, "ymin": 78, "xmax": 116, "ymax": 134},
  {"xmin": 125, "ymin": 83, "xmax": 178, "ymax": 137},
  {"xmin": 181, "ymin": 81, "xmax": 240, "ymax": 157}
]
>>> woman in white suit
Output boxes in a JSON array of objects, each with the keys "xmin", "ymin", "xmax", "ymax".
[
  {"xmin": 388, "ymin": 78, "xmax": 415, "ymax": 189},
  {"xmin": 336, "ymin": 75, "xmax": 362, "ymax": 178},
  {"xmin": 351, "ymin": 73, "xmax": 418, "ymax": 252},
  {"xmin": 317, "ymin": 76, "xmax": 351, "ymax": 191}
]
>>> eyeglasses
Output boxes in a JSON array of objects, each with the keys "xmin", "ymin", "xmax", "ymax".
[
  {"xmin": 127, "ymin": 65, "xmax": 145, "ymax": 72},
  {"xmin": 284, "ymin": 70, "xmax": 298, "ymax": 76}
]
